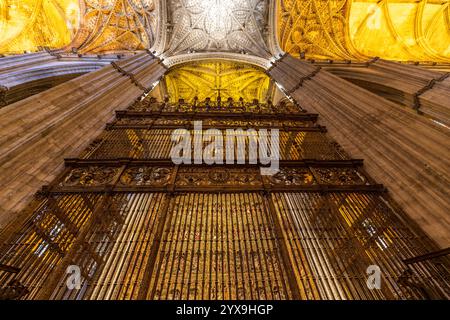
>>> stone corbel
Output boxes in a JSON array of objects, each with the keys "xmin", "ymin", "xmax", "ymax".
[{"xmin": 365, "ymin": 56, "xmax": 380, "ymax": 67}]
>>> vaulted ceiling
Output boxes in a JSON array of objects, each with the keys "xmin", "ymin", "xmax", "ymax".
[
  {"xmin": 0, "ymin": 0, "xmax": 80, "ymax": 54},
  {"xmin": 0, "ymin": 0, "xmax": 449, "ymax": 63},
  {"xmin": 163, "ymin": 0, "xmax": 271, "ymax": 57},
  {"xmin": 164, "ymin": 60, "xmax": 272, "ymax": 102},
  {"xmin": 277, "ymin": 0, "xmax": 450, "ymax": 62},
  {"xmin": 72, "ymin": 0, "xmax": 158, "ymax": 53}
]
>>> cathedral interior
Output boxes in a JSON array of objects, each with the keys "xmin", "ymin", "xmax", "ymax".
[{"xmin": 0, "ymin": 0, "xmax": 449, "ymax": 300}]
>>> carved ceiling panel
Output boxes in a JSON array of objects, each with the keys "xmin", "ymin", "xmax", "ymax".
[
  {"xmin": 0, "ymin": 0, "xmax": 80, "ymax": 54},
  {"xmin": 164, "ymin": 61, "xmax": 272, "ymax": 103},
  {"xmin": 277, "ymin": 0, "xmax": 450, "ymax": 62},
  {"xmin": 2, "ymin": 0, "xmax": 449, "ymax": 63},
  {"xmin": 164, "ymin": 0, "xmax": 271, "ymax": 57},
  {"xmin": 73, "ymin": 0, "xmax": 159, "ymax": 53},
  {"xmin": 277, "ymin": 0, "xmax": 360, "ymax": 60}
]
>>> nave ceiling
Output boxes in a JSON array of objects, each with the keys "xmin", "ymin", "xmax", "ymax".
[{"xmin": 0, "ymin": 0, "xmax": 449, "ymax": 62}]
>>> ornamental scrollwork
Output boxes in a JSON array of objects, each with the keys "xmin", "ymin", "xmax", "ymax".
[
  {"xmin": 60, "ymin": 166, "xmax": 121, "ymax": 187},
  {"xmin": 127, "ymin": 96, "xmax": 302, "ymax": 115},
  {"xmin": 313, "ymin": 168, "xmax": 368, "ymax": 185},
  {"xmin": 176, "ymin": 167, "xmax": 262, "ymax": 187},
  {"xmin": 266, "ymin": 167, "xmax": 315, "ymax": 186},
  {"xmin": 115, "ymin": 118, "xmax": 155, "ymax": 126},
  {"xmin": 119, "ymin": 167, "xmax": 172, "ymax": 186}
]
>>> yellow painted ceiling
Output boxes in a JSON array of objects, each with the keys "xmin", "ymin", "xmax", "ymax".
[
  {"xmin": 349, "ymin": 0, "xmax": 450, "ymax": 62},
  {"xmin": 164, "ymin": 61, "xmax": 272, "ymax": 103},
  {"xmin": 72, "ymin": 0, "xmax": 157, "ymax": 54},
  {"xmin": 0, "ymin": 0, "xmax": 449, "ymax": 62},
  {"xmin": 0, "ymin": 0, "xmax": 80, "ymax": 54},
  {"xmin": 278, "ymin": 0, "xmax": 450, "ymax": 62}
]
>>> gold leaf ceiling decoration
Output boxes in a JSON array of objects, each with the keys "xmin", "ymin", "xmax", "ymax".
[
  {"xmin": 1, "ymin": 0, "xmax": 449, "ymax": 62},
  {"xmin": 278, "ymin": 0, "xmax": 450, "ymax": 62},
  {"xmin": 0, "ymin": 0, "xmax": 80, "ymax": 54},
  {"xmin": 72, "ymin": 0, "xmax": 158, "ymax": 53},
  {"xmin": 164, "ymin": 61, "xmax": 272, "ymax": 103},
  {"xmin": 277, "ymin": 0, "xmax": 361, "ymax": 60}
]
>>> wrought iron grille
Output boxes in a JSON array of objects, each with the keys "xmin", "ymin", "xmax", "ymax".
[{"xmin": 0, "ymin": 97, "xmax": 448, "ymax": 300}]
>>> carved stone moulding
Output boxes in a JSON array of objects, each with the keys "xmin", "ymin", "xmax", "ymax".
[{"xmin": 162, "ymin": 52, "xmax": 272, "ymax": 70}]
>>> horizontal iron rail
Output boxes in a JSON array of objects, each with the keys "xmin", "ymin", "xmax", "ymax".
[
  {"xmin": 403, "ymin": 248, "xmax": 450, "ymax": 265},
  {"xmin": 63, "ymin": 159, "xmax": 365, "ymax": 167},
  {"xmin": 116, "ymin": 110, "xmax": 319, "ymax": 121}
]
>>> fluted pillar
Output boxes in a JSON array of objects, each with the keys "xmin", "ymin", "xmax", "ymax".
[
  {"xmin": 316, "ymin": 58, "xmax": 450, "ymax": 126},
  {"xmin": 269, "ymin": 54, "xmax": 450, "ymax": 248},
  {"xmin": 0, "ymin": 51, "xmax": 167, "ymax": 231}
]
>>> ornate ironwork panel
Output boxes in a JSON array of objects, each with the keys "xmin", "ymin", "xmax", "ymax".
[{"xmin": 0, "ymin": 95, "xmax": 448, "ymax": 300}]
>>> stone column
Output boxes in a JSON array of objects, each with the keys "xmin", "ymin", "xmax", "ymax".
[
  {"xmin": 315, "ymin": 58, "xmax": 450, "ymax": 126},
  {"xmin": 269, "ymin": 54, "xmax": 450, "ymax": 248},
  {"xmin": 0, "ymin": 51, "xmax": 167, "ymax": 231}
]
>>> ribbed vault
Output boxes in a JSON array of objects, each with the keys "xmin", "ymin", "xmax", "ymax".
[
  {"xmin": 164, "ymin": 60, "xmax": 272, "ymax": 103},
  {"xmin": 277, "ymin": 0, "xmax": 450, "ymax": 62},
  {"xmin": 1, "ymin": 0, "xmax": 449, "ymax": 63},
  {"xmin": 72, "ymin": 0, "xmax": 159, "ymax": 53},
  {"xmin": 0, "ymin": 0, "xmax": 80, "ymax": 54}
]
